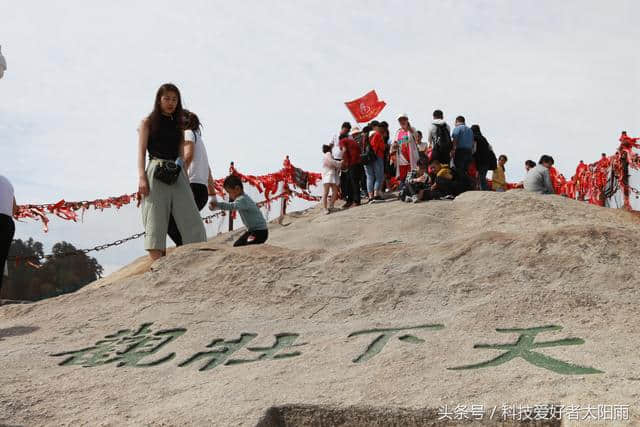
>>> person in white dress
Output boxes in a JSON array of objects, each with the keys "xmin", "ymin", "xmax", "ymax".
[{"xmin": 321, "ymin": 144, "xmax": 342, "ymax": 214}]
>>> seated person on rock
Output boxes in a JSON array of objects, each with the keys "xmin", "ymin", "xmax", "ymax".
[
  {"xmin": 523, "ymin": 155, "xmax": 555, "ymax": 195},
  {"xmin": 209, "ymin": 175, "xmax": 269, "ymax": 247},
  {"xmin": 400, "ymin": 159, "xmax": 429, "ymax": 202},
  {"xmin": 417, "ymin": 158, "xmax": 456, "ymax": 201}
]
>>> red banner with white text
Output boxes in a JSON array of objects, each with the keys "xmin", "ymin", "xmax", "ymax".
[{"xmin": 344, "ymin": 90, "xmax": 386, "ymax": 123}]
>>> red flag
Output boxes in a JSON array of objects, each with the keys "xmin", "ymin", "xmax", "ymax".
[{"xmin": 344, "ymin": 90, "xmax": 386, "ymax": 123}]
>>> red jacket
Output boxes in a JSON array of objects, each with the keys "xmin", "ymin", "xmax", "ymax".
[
  {"xmin": 339, "ymin": 137, "xmax": 361, "ymax": 167},
  {"xmin": 369, "ymin": 131, "xmax": 386, "ymax": 158}
]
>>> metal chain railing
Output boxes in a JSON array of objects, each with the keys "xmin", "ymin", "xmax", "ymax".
[
  {"xmin": 7, "ymin": 231, "xmax": 147, "ymax": 264},
  {"xmin": 7, "ymin": 211, "xmax": 226, "ymax": 264}
]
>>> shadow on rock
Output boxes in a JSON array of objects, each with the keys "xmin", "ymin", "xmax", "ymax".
[{"xmin": 0, "ymin": 326, "xmax": 40, "ymax": 341}]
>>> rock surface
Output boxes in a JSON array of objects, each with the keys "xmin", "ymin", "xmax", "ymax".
[{"xmin": 1, "ymin": 190, "xmax": 639, "ymax": 426}]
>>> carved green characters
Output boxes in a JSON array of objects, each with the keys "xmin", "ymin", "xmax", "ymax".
[
  {"xmin": 51, "ymin": 322, "xmax": 603, "ymax": 376},
  {"xmin": 348, "ymin": 324, "xmax": 445, "ymax": 363},
  {"xmin": 51, "ymin": 323, "xmax": 186, "ymax": 367},
  {"xmin": 449, "ymin": 325, "xmax": 603, "ymax": 375},
  {"xmin": 179, "ymin": 333, "xmax": 306, "ymax": 371}
]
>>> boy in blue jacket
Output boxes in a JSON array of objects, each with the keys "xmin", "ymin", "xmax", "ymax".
[{"xmin": 209, "ymin": 175, "xmax": 268, "ymax": 247}]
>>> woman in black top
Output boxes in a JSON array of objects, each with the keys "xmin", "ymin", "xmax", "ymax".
[
  {"xmin": 137, "ymin": 83, "xmax": 206, "ymax": 260},
  {"xmin": 471, "ymin": 124, "xmax": 497, "ymax": 191}
]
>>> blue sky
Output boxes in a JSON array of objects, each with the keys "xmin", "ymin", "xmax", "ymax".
[{"xmin": 1, "ymin": 0, "xmax": 638, "ymax": 273}]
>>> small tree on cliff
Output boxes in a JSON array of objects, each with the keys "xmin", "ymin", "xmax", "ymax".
[{"xmin": 3, "ymin": 239, "xmax": 103, "ymax": 301}]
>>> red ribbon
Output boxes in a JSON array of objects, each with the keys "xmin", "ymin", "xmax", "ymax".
[
  {"xmin": 544, "ymin": 132, "xmax": 639, "ymax": 209},
  {"xmin": 17, "ymin": 157, "xmax": 321, "ymax": 231}
]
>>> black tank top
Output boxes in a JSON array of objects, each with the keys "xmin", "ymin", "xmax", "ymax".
[{"xmin": 147, "ymin": 114, "xmax": 181, "ymax": 160}]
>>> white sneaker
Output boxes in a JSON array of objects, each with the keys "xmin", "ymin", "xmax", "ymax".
[{"xmin": 411, "ymin": 195, "xmax": 419, "ymax": 203}]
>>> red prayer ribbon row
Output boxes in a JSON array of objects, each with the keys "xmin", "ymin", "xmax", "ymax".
[
  {"xmin": 548, "ymin": 133, "xmax": 639, "ymax": 209},
  {"xmin": 16, "ymin": 157, "xmax": 321, "ymax": 232}
]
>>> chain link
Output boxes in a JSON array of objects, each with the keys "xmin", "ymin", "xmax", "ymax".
[
  {"xmin": 7, "ymin": 232, "xmax": 147, "ymax": 263},
  {"xmin": 8, "ymin": 210, "xmax": 229, "ymax": 264}
]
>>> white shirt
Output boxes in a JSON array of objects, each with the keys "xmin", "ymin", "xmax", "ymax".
[
  {"xmin": 0, "ymin": 174, "xmax": 14, "ymax": 216},
  {"xmin": 184, "ymin": 130, "xmax": 211, "ymax": 186},
  {"xmin": 331, "ymin": 145, "xmax": 343, "ymax": 160}
]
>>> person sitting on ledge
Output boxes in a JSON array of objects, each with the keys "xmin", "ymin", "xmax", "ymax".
[
  {"xmin": 491, "ymin": 155, "xmax": 508, "ymax": 192},
  {"xmin": 417, "ymin": 158, "xmax": 456, "ymax": 201},
  {"xmin": 209, "ymin": 175, "xmax": 269, "ymax": 247},
  {"xmin": 523, "ymin": 155, "xmax": 555, "ymax": 194},
  {"xmin": 400, "ymin": 159, "xmax": 429, "ymax": 203}
]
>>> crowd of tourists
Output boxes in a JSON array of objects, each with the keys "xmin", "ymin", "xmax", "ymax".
[{"xmin": 321, "ymin": 110, "xmax": 557, "ymax": 213}]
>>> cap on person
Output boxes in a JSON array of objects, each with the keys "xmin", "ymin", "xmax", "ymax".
[
  {"xmin": 397, "ymin": 113, "xmax": 409, "ymax": 120},
  {"xmin": 350, "ymin": 127, "xmax": 361, "ymax": 136}
]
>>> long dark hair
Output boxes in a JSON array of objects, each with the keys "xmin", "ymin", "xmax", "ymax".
[
  {"xmin": 471, "ymin": 124, "xmax": 482, "ymax": 138},
  {"xmin": 183, "ymin": 109, "xmax": 202, "ymax": 136},
  {"xmin": 147, "ymin": 83, "xmax": 184, "ymax": 133}
]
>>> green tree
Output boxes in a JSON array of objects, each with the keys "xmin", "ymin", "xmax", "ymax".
[{"xmin": 3, "ymin": 239, "xmax": 103, "ymax": 301}]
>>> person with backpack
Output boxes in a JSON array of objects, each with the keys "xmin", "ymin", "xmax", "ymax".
[
  {"xmin": 471, "ymin": 124, "xmax": 497, "ymax": 191},
  {"xmin": 363, "ymin": 122, "xmax": 386, "ymax": 202},
  {"xmin": 428, "ymin": 110, "xmax": 452, "ymax": 165}
]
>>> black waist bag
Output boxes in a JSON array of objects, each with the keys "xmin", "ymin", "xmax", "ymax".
[{"xmin": 154, "ymin": 160, "xmax": 181, "ymax": 185}]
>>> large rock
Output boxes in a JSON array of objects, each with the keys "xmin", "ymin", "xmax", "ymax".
[{"xmin": 1, "ymin": 191, "xmax": 639, "ymax": 426}]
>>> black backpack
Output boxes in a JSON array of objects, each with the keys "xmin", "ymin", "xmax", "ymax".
[
  {"xmin": 434, "ymin": 123, "xmax": 452, "ymax": 153},
  {"xmin": 361, "ymin": 138, "xmax": 377, "ymax": 165}
]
